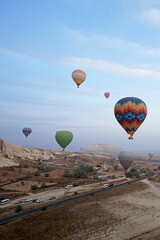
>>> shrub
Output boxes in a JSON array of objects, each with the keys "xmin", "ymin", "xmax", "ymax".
[
  {"xmin": 73, "ymin": 169, "xmax": 88, "ymax": 178},
  {"xmin": 34, "ymin": 172, "xmax": 40, "ymax": 176},
  {"xmin": 41, "ymin": 205, "xmax": 47, "ymax": 211},
  {"xmin": 24, "ymin": 164, "xmax": 29, "ymax": 168},
  {"xmin": 114, "ymin": 165, "xmax": 118, "ymax": 171},
  {"xmin": 25, "ymin": 172, "xmax": 31, "ymax": 178},
  {"xmin": 41, "ymin": 182, "xmax": 46, "ymax": 188},
  {"xmin": 80, "ymin": 165, "xmax": 94, "ymax": 172},
  {"xmin": 73, "ymin": 182, "xmax": 79, "ymax": 187},
  {"xmin": 15, "ymin": 205, "xmax": 23, "ymax": 213},
  {"xmin": 21, "ymin": 181, "xmax": 25, "ymax": 186},
  {"xmin": 74, "ymin": 192, "xmax": 78, "ymax": 195},
  {"xmin": 2, "ymin": 172, "xmax": 8, "ymax": 177},
  {"xmin": 31, "ymin": 184, "xmax": 38, "ymax": 190},
  {"xmin": 44, "ymin": 173, "xmax": 49, "ymax": 177},
  {"xmin": 130, "ymin": 168, "xmax": 136, "ymax": 172},
  {"xmin": 63, "ymin": 169, "xmax": 72, "ymax": 178},
  {"xmin": 148, "ymin": 177, "xmax": 153, "ymax": 181},
  {"xmin": 125, "ymin": 172, "xmax": 132, "ymax": 178}
]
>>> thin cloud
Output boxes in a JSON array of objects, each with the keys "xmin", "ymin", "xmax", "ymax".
[
  {"xmin": 62, "ymin": 56, "xmax": 160, "ymax": 80},
  {"xmin": 142, "ymin": 8, "xmax": 160, "ymax": 24}
]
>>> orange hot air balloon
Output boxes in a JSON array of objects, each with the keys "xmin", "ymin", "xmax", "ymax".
[
  {"xmin": 104, "ymin": 92, "xmax": 110, "ymax": 99},
  {"xmin": 72, "ymin": 69, "xmax": 86, "ymax": 88}
]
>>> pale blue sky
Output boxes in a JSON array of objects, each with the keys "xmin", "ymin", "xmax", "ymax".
[{"xmin": 1, "ymin": 0, "xmax": 160, "ymax": 152}]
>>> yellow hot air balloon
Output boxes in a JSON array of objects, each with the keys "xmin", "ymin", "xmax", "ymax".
[{"xmin": 72, "ymin": 69, "xmax": 86, "ymax": 88}]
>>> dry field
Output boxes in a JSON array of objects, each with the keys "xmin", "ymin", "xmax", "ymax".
[{"xmin": 1, "ymin": 180, "xmax": 160, "ymax": 240}]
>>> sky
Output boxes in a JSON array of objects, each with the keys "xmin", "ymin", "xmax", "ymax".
[{"xmin": 1, "ymin": 0, "xmax": 160, "ymax": 153}]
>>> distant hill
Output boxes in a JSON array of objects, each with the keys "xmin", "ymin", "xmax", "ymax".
[{"xmin": 80, "ymin": 144, "xmax": 122, "ymax": 156}]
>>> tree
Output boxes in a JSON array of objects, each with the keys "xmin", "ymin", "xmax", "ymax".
[
  {"xmin": 73, "ymin": 168, "xmax": 88, "ymax": 178},
  {"xmin": 15, "ymin": 205, "xmax": 23, "ymax": 213},
  {"xmin": 41, "ymin": 205, "xmax": 47, "ymax": 211},
  {"xmin": 31, "ymin": 184, "xmax": 38, "ymax": 190},
  {"xmin": 114, "ymin": 165, "xmax": 118, "ymax": 171},
  {"xmin": 63, "ymin": 169, "xmax": 72, "ymax": 178},
  {"xmin": 41, "ymin": 182, "xmax": 46, "ymax": 188},
  {"xmin": 34, "ymin": 172, "xmax": 40, "ymax": 176}
]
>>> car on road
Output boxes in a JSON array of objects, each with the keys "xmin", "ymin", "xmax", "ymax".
[
  {"xmin": 24, "ymin": 198, "xmax": 33, "ymax": 202},
  {"xmin": 65, "ymin": 185, "xmax": 73, "ymax": 189},
  {"xmin": 0, "ymin": 199, "xmax": 11, "ymax": 205},
  {"xmin": 102, "ymin": 184, "xmax": 109, "ymax": 189},
  {"xmin": 36, "ymin": 198, "xmax": 44, "ymax": 203},
  {"xmin": 49, "ymin": 196, "xmax": 56, "ymax": 200}
]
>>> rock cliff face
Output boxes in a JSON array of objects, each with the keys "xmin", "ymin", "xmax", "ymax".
[
  {"xmin": 0, "ymin": 139, "xmax": 56, "ymax": 167},
  {"xmin": 80, "ymin": 144, "xmax": 122, "ymax": 156}
]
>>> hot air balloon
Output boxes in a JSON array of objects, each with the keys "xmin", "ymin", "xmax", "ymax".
[
  {"xmin": 22, "ymin": 128, "xmax": 32, "ymax": 137},
  {"xmin": 104, "ymin": 92, "xmax": 110, "ymax": 99},
  {"xmin": 149, "ymin": 152, "xmax": 154, "ymax": 160},
  {"xmin": 55, "ymin": 131, "xmax": 73, "ymax": 151},
  {"xmin": 114, "ymin": 97, "xmax": 147, "ymax": 139},
  {"xmin": 118, "ymin": 151, "xmax": 134, "ymax": 171},
  {"xmin": 72, "ymin": 69, "xmax": 86, "ymax": 88}
]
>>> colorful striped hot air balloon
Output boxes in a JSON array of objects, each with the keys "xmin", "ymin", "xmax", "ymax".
[
  {"xmin": 104, "ymin": 92, "xmax": 110, "ymax": 99},
  {"xmin": 55, "ymin": 131, "xmax": 73, "ymax": 151},
  {"xmin": 114, "ymin": 97, "xmax": 147, "ymax": 139},
  {"xmin": 119, "ymin": 151, "xmax": 134, "ymax": 171},
  {"xmin": 22, "ymin": 128, "xmax": 32, "ymax": 137},
  {"xmin": 72, "ymin": 69, "xmax": 86, "ymax": 88}
]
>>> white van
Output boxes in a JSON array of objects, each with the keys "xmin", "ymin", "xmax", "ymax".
[
  {"xmin": 0, "ymin": 199, "xmax": 11, "ymax": 205},
  {"xmin": 102, "ymin": 184, "xmax": 109, "ymax": 189},
  {"xmin": 65, "ymin": 185, "xmax": 73, "ymax": 189}
]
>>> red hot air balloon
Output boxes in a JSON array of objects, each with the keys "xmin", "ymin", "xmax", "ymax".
[
  {"xmin": 104, "ymin": 92, "xmax": 110, "ymax": 99},
  {"xmin": 119, "ymin": 151, "xmax": 134, "ymax": 171},
  {"xmin": 72, "ymin": 70, "xmax": 86, "ymax": 88}
]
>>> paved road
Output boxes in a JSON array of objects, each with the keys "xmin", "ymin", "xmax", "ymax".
[{"xmin": 0, "ymin": 170, "xmax": 155, "ymax": 225}]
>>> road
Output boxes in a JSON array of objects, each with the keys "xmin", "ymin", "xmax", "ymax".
[{"xmin": 0, "ymin": 170, "xmax": 155, "ymax": 225}]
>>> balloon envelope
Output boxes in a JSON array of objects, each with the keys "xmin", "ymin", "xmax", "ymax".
[
  {"xmin": 119, "ymin": 151, "xmax": 134, "ymax": 170},
  {"xmin": 104, "ymin": 92, "xmax": 110, "ymax": 99},
  {"xmin": 114, "ymin": 97, "xmax": 147, "ymax": 139},
  {"xmin": 22, "ymin": 128, "xmax": 32, "ymax": 137},
  {"xmin": 55, "ymin": 131, "xmax": 73, "ymax": 151},
  {"xmin": 149, "ymin": 152, "xmax": 154, "ymax": 159},
  {"xmin": 72, "ymin": 69, "xmax": 86, "ymax": 88}
]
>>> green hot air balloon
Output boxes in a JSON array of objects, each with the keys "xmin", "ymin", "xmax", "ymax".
[{"xmin": 55, "ymin": 131, "xmax": 73, "ymax": 151}]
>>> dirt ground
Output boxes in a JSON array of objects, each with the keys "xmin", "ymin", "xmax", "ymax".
[{"xmin": 1, "ymin": 180, "xmax": 160, "ymax": 240}]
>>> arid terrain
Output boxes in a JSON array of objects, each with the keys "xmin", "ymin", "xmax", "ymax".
[
  {"xmin": 1, "ymin": 139, "xmax": 160, "ymax": 239},
  {"xmin": 1, "ymin": 180, "xmax": 160, "ymax": 240}
]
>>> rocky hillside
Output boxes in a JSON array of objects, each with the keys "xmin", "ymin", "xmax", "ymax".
[
  {"xmin": 0, "ymin": 139, "xmax": 114, "ymax": 168},
  {"xmin": 0, "ymin": 139, "xmax": 56, "ymax": 167},
  {"xmin": 80, "ymin": 144, "xmax": 122, "ymax": 156}
]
